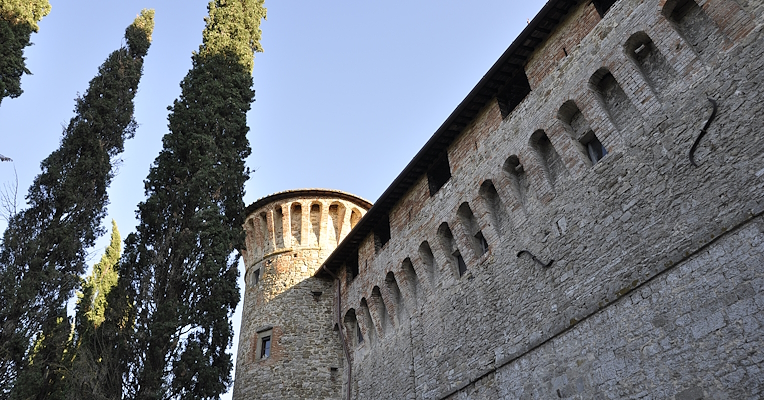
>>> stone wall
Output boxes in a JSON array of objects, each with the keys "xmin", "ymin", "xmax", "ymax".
[
  {"xmin": 335, "ymin": 0, "xmax": 764, "ymax": 398},
  {"xmin": 233, "ymin": 190, "xmax": 370, "ymax": 400}
]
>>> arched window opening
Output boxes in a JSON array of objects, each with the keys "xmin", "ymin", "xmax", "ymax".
[
  {"xmin": 457, "ymin": 202, "xmax": 488, "ymax": 258},
  {"xmin": 360, "ymin": 298, "xmax": 376, "ymax": 344},
  {"xmin": 558, "ymin": 100, "xmax": 608, "ymax": 166},
  {"xmin": 530, "ymin": 130, "xmax": 567, "ymax": 187},
  {"xmin": 327, "ymin": 203, "xmax": 342, "ymax": 246},
  {"xmin": 246, "ymin": 218, "xmax": 257, "ymax": 254},
  {"xmin": 418, "ymin": 241, "xmax": 437, "ymax": 285},
  {"xmin": 290, "ymin": 203, "xmax": 302, "ymax": 246},
  {"xmin": 371, "ymin": 286, "xmax": 390, "ymax": 334},
  {"xmin": 401, "ymin": 258, "xmax": 420, "ymax": 308},
  {"xmin": 662, "ymin": 0, "xmax": 726, "ymax": 62},
  {"xmin": 259, "ymin": 212, "xmax": 270, "ymax": 251},
  {"xmin": 479, "ymin": 180, "xmax": 510, "ymax": 237},
  {"xmin": 273, "ymin": 206, "xmax": 285, "ymax": 248},
  {"xmin": 350, "ymin": 209, "xmax": 361, "ymax": 230},
  {"xmin": 503, "ymin": 155, "xmax": 529, "ymax": 207},
  {"xmin": 438, "ymin": 222, "xmax": 465, "ymax": 278},
  {"xmin": 624, "ymin": 31, "xmax": 674, "ymax": 94},
  {"xmin": 310, "ymin": 203, "xmax": 321, "ymax": 245},
  {"xmin": 589, "ymin": 68, "xmax": 639, "ymax": 131},
  {"xmin": 344, "ymin": 309, "xmax": 362, "ymax": 346},
  {"xmin": 385, "ymin": 272, "xmax": 406, "ymax": 325}
]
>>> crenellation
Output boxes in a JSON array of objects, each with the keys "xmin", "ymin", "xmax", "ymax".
[{"xmin": 234, "ymin": 0, "xmax": 764, "ymax": 398}]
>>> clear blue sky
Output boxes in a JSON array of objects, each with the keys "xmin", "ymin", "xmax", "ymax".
[{"xmin": 0, "ymin": 0, "xmax": 546, "ymax": 396}]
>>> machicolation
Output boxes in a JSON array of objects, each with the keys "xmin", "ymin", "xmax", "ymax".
[{"xmin": 234, "ymin": 0, "xmax": 764, "ymax": 398}]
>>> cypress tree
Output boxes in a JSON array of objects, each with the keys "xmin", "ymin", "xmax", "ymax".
[
  {"xmin": 9, "ymin": 307, "xmax": 72, "ymax": 400},
  {"xmin": 0, "ymin": 0, "xmax": 51, "ymax": 105},
  {"xmin": 63, "ymin": 220, "xmax": 129, "ymax": 400},
  {"xmin": 0, "ymin": 10, "xmax": 154, "ymax": 395},
  {"xmin": 120, "ymin": 1, "xmax": 265, "ymax": 398},
  {"xmin": 76, "ymin": 220, "xmax": 122, "ymax": 330}
]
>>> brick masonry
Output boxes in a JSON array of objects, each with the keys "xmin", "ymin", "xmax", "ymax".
[{"xmin": 234, "ymin": 0, "xmax": 764, "ymax": 398}]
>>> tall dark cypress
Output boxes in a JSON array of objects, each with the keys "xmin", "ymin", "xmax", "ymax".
[
  {"xmin": 0, "ymin": 10, "xmax": 154, "ymax": 396},
  {"xmin": 67, "ymin": 220, "xmax": 126, "ymax": 400},
  {"xmin": 0, "ymin": 0, "xmax": 51, "ymax": 105},
  {"xmin": 120, "ymin": 1, "xmax": 265, "ymax": 399}
]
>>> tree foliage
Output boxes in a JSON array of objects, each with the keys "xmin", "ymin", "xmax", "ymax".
[
  {"xmin": 77, "ymin": 220, "xmax": 122, "ymax": 330},
  {"xmin": 0, "ymin": 0, "xmax": 51, "ymax": 105},
  {"xmin": 120, "ymin": 1, "xmax": 265, "ymax": 399},
  {"xmin": 10, "ymin": 308, "xmax": 72, "ymax": 400},
  {"xmin": 0, "ymin": 10, "xmax": 154, "ymax": 396},
  {"xmin": 66, "ymin": 220, "xmax": 129, "ymax": 400}
]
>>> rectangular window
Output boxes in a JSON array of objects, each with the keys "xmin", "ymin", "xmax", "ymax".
[
  {"xmin": 260, "ymin": 336, "xmax": 271, "ymax": 358},
  {"xmin": 346, "ymin": 248, "xmax": 360, "ymax": 282},
  {"xmin": 427, "ymin": 153, "xmax": 452, "ymax": 196},
  {"xmin": 373, "ymin": 214, "xmax": 391, "ymax": 253},
  {"xmin": 593, "ymin": 0, "xmax": 617, "ymax": 17},
  {"xmin": 497, "ymin": 71, "xmax": 532, "ymax": 119},
  {"xmin": 255, "ymin": 327, "xmax": 273, "ymax": 362}
]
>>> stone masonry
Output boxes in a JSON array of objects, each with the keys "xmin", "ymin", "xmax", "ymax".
[
  {"xmin": 234, "ymin": 0, "xmax": 764, "ymax": 398},
  {"xmin": 233, "ymin": 190, "xmax": 371, "ymax": 399}
]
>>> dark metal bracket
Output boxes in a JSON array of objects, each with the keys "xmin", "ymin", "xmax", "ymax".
[
  {"xmin": 689, "ymin": 97, "xmax": 718, "ymax": 167},
  {"xmin": 517, "ymin": 250, "xmax": 554, "ymax": 268}
]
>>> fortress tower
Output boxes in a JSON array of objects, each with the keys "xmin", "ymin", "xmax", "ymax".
[{"xmin": 232, "ymin": 189, "xmax": 371, "ymax": 400}]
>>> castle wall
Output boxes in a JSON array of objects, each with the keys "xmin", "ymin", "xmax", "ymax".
[
  {"xmin": 336, "ymin": 0, "xmax": 764, "ymax": 398},
  {"xmin": 487, "ymin": 214, "xmax": 764, "ymax": 400}
]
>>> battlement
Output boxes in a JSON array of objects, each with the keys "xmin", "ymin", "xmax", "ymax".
[
  {"xmin": 241, "ymin": 189, "xmax": 371, "ymax": 272},
  {"xmin": 317, "ymin": 0, "xmax": 764, "ymax": 398},
  {"xmin": 234, "ymin": 0, "xmax": 764, "ymax": 398}
]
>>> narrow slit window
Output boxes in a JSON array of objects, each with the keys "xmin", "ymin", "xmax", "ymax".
[
  {"xmin": 357, "ymin": 323, "xmax": 364, "ymax": 344},
  {"xmin": 454, "ymin": 251, "xmax": 467, "ymax": 277}
]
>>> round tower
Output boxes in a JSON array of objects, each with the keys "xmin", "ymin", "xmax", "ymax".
[{"xmin": 232, "ymin": 189, "xmax": 371, "ymax": 400}]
